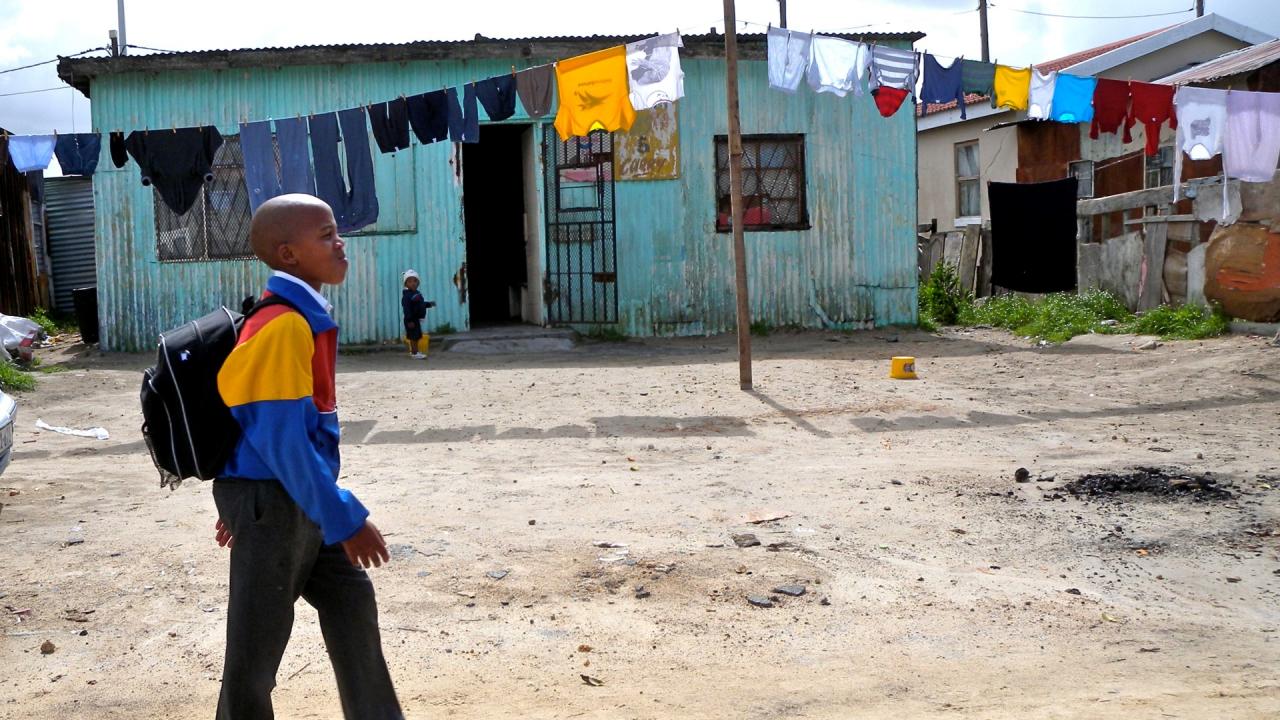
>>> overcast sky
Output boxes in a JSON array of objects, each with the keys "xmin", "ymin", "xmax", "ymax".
[{"xmin": 1, "ymin": 0, "xmax": 1277, "ymax": 173}]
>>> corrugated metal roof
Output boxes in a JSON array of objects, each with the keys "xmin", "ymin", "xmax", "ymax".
[
  {"xmin": 59, "ymin": 31, "xmax": 923, "ymax": 96},
  {"xmin": 1158, "ymin": 38, "xmax": 1280, "ymax": 84}
]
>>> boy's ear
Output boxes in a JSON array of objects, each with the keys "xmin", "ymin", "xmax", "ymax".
[{"xmin": 276, "ymin": 241, "xmax": 297, "ymax": 268}]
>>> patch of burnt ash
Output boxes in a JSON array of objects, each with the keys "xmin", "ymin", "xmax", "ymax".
[{"xmin": 1060, "ymin": 467, "xmax": 1233, "ymax": 501}]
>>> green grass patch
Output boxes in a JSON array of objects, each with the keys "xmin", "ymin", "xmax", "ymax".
[
  {"xmin": 0, "ymin": 362, "xmax": 36, "ymax": 392},
  {"xmin": 749, "ymin": 320, "xmax": 772, "ymax": 337},
  {"xmin": 431, "ymin": 322, "xmax": 457, "ymax": 336},
  {"xmin": 1124, "ymin": 303, "xmax": 1231, "ymax": 340},
  {"xmin": 960, "ymin": 290, "xmax": 1132, "ymax": 343},
  {"xmin": 916, "ymin": 262, "xmax": 1231, "ymax": 343}
]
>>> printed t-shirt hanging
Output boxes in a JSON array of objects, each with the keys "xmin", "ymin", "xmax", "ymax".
[
  {"xmin": 1126, "ymin": 82, "xmax": 1177, "ymax": 156},
  {"xmin": 626, "ymin": 32, "xmax": 684, "ymax": 110},
  {"xmin": 806, "ymin": 36, "xmax": 869, "ymax": 97},
  {"xmin": 1026, "ymin": 68, "xmax": 1056, "ymax": 120},
  {"xmin": 992, "ymin": 65, "xmax": 1030, "ymax": 111},
  {"xmin": 767, "ymin": 27, "xmax": 812, "ymax": 94},
  {"xmin": 1049, "ymin": 74, "xmax": 1096, "ymax": 123},
  {"xmin": 554, "ymin": 46, "xmax": 635, "ymax": 140},
  {"xmin": 1172, "ymin": 86, "xmax": 1228, "ymax": 200}
]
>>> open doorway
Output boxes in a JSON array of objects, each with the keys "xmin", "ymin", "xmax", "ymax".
[{"xmin": 463, "ymin": 124, "xmax": 533, "ymax": 326}]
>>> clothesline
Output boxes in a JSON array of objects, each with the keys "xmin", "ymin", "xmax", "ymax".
[{"xmin": 2, "ymin": 31, "xmax": 688, "ymax": 236}]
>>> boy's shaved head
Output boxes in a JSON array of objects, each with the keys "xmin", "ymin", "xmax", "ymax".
[{"xmin": 249, "ymin": 194, "xmax": 335, "ymax": 269}]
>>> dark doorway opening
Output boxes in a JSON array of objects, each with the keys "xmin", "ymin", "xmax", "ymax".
[{"xmin": 463, "ymin": 124, "xmax": 529, "ymax": 326}]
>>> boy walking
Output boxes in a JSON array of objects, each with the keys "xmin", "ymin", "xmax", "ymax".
[
  {"xmin": 212, "ymin": 194, "xmax": 402, "ymax": 720},
  {"xmin": 401, "ymin": 269, "xmax": 431, "ymax": 359}
]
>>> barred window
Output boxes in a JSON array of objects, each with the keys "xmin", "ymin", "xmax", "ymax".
[
  {"xmin": 154, "ymin": 136, "xmax": 254, "ymax": 262},
  {"xmin": 714, "ymin": 134, "xmax": 809, "ymax": 232}
]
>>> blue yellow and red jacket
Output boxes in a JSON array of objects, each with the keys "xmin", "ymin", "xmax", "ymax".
[{"xmin": 217, "ymin": 272, "xmax": 368, "ymax": 545}]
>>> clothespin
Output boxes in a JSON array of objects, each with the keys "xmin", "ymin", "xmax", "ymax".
[
  {"xmin": 171, "ymin": 123, "xmax": 177, "ymax": 134},
  {"xmin": 511, "ymin": 65, "xmax": 516, "ymax": 76}
]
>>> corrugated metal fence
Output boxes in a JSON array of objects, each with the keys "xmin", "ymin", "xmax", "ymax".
[{"xmin": 45, "ymin": 177, "xmax": 97, "ymax": 315}]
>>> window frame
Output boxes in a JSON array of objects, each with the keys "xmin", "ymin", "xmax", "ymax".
[
  {"xmin": 713, "ymin": 133, "xmax": 810, "ymax": 233},
  {"xmin": 1069, "ymin": 159, "xmax": 1095, "ymax": 199},
  {"xmin": 154, "ymin": 134, "xmax": 255, "ymax": 263},
  {"xmin": 1144, "ymin": 145, "xmax": 1175, "ymax": 190},
  {"xmin": 954, "ymin": 140, "xmax": 981, "ymax": 220}
]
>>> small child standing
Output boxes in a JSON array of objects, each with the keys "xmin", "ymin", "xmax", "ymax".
[{"xmin": 401, "ymin": 269, "xmax": 431, "ymax": 359}]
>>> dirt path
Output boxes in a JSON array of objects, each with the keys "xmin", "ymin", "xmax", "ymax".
[{"xmin": 2, "ymin": 329, "xmax": 1278, "ymax": 719}]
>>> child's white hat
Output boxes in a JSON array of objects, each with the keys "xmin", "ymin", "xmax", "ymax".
[{"xmin": 402, "ymin": 269, "xmax": 420, "ymax": 283}]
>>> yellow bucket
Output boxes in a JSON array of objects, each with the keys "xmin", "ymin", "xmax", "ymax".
[{"xmin": 890, "ymin": 356, "xmax": 917, "ymax": 379}]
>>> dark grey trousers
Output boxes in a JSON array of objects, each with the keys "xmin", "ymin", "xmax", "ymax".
[{"xmin": 212, "ymin": 479, "xmax": 402, "ymax": 720}]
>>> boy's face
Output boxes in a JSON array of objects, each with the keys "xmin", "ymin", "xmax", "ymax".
[
  {"xmin": 406, "ymin": 277, "xmax": 419, "ymax": 292},
  {"xmin": 278, "ymin": 205, "xmax": 348, "ymax": 288}
]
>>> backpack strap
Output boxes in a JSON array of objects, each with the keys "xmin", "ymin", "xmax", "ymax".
[{"xmin": 243, "ymin": 294, "xmax": 299, "ymax": 319}]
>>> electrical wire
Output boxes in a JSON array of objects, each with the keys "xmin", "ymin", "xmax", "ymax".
[
  {"xmin": 990, "ymin": 3, "xmax": 1195, "ymax": 20},
  {"xmin": 125, "ymin": 44, "xmax": 184, "ymax": 54},
  {"xmin": 0, "ymin": 47, "xmax": 108, "ymax": 75},
  {"xmin": 0, "ymin": 85, "xmax": 72, "ymax": 97}
]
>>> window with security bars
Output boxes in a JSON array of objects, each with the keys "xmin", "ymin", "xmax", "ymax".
[
  {"xmin": 154, "ymin": 135, "xmax": 254, "ymax": 262},
  {"xmin": 714, "ymin": 134, "xmax": 809, "ymax": 232}
]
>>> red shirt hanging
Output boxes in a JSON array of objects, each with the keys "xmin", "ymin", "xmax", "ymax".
[
  {"xmin": 1090, "ymin": 79, "xmax": 1132, "ymax": 143},
  {"xmin": 1126, "ymin": 82, "xmax": 1177, "ymax": 156}
]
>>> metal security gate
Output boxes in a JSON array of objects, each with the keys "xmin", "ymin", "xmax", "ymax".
[
  {"xmin": 542, "ymin": 126, "xmax": 618, "ymax": 324},
  {"xmin": 45, "ymin": 177, "xmax": 97, "ymax": 314}
]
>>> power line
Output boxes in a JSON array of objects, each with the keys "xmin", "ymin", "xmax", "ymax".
[
  {"xmin": 0, "ymin": 85, "xmax": 72, "ymax": 98},
  {"xmin": 126, "ymin": 43, "xmax": 183, "ymax": 54},
  {"xmin": 0, "ymin": 47, "xmax": 109, "ymax": 75},
  {"xmin": 990, "ymin": 3, "xmax": 1195, "ymax": 20}
]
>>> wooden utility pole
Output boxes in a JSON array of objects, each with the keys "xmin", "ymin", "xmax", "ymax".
[
  {"xmin": 722, "ymin": 0, "xmax": 753, "ymax": 391},
  {"xmin": 779, "ymin": 0, "xmax": 787, "ymax": 28},
  {"xmin": 1196, "ymin": 0, "xmax": 1205, "ymax": 17},
  {"xmin": 979, "ymin": 0, "xmax": 990, "ymax": 63}
]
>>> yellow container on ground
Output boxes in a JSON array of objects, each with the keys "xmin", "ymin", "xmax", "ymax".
[{"xmin": 890, "ymin": 356, "xmax": 917, "ymax": 379}]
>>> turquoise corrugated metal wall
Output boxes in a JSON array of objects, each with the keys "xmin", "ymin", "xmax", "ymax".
[{"xmin": 88, "ymin": 47, "xmax": 916, "ymax": 351}]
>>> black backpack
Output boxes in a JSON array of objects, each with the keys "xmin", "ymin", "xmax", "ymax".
[{"xmin": 140, "ymin": 296, "xmax": 295, "ymax": 489}]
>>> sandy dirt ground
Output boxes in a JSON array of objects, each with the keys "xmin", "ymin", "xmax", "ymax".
[{"xmin": 1, "ymin": 328, "xmax": 1278, "ymax": 719}]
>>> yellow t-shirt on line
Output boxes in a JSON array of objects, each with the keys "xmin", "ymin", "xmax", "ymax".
[
  {"xmin": 554, "ymin": 46, "xmax": 636, "ymax": 141},
  {"xmin": 993, "ymin": 65, "xmax": 1031, "ymax": 111}
]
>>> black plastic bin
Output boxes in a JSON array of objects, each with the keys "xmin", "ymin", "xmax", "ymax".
[{"xmin": 72, "ymin": 286, "xmax": 99, "ymax": 344}]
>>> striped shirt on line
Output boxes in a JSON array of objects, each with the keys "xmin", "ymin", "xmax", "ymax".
[{"xmin": 870, "ymin": 45, "xmax": 919, "ymax": 91}]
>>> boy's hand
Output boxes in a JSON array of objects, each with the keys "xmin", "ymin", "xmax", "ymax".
[
  {"xmin": 215, "ymin": 518, "xmax": 234, "ymax": 549},
  {"xmin": 342, "ymin": 520, "xmax": 390, "ymax": 569}
]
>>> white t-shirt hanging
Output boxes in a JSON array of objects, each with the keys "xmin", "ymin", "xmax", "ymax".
[
  {"xmin": 1027, "ymin": 68, "xmax": 1057, "ymax": 120},
  {"xmin": 626, "ymin": 32, "xmax": 685, "ymax": 111},
  {"xmin": 807, "ymin": 36, "xmax": 870, "ymax": 97}
]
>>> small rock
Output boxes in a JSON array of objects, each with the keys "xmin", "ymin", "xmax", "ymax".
[
  {"xmin": 634, "ymin": 586, "xmax": 651, "ymax": 599},
  {"xmin": 747, "ymin": 595, "xmax": 775, "ymax": 609},
  {"xmin": 1225, "ymin": 577, "xmax": 1242, "ymax": 583},
  {"xmin": 1015, "ymin": 468, "xmax": 1031, "ymax": 483},
  {"xmin": 1065, "ymin": 588, "xmax": 1082, "ymax": 595},
  {"xmin": 528, "ymin": 519, "xmax": 536, "ymax": 526},
  {"xmin": 487, "ymin": 570, "xmax": 509, "ymax": 581},
  {"xmin": 773, "ymin": 585, "xmax": 806, "ymax": 597},
  {"xmin": 40, "ymin": 640, "xmax": 55, "ymax": 655},
  {"xmin": 1136, "ymin": 340, "xmax": 1160, "ymax": 351},
  {"xmin": 592, "ymin": 541, "xmax": 627, "ymax": 549},
  {"xmin": 1100, "ymin": 319, "xmax": 1119, "ymax": 327},
  {"xmin": 820, "ymin": 597, "xmax": 831, "ymax": 606},
  {"xmin": 731, "ymin": 533, "xmax": 761, "ymax": 548},
  {"xmin": 416, "ymin": 570, "xmax": 431, "ymax": 578},
  {"xmin": 889, "ymin": 479, "xmax": 903, "ymax": 486},
  {"xmin": 578, "ymin": 644, "xmax": 592, "ymax": 653}
]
